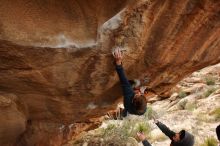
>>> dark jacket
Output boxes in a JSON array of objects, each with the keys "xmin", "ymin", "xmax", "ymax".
[
  {"xmin": 141, "ymin": 121, "xmax": 175, "ymax": 146},
  {"xmin": 142, "ymin": 140, "xmax": 152, "ymax": 146},
  {"xmin": 156, "ymin": 122, "xmax": 194, "ymax": 146},
  {"xmin": 142, "ymin": 122, "xmax": 194, "ymax": 146},
  {"xmin": 171, "ymin": 131, "xmax": 194, "ymax": 146},
  {"xmin": 156, "ymin": 121, "xmax": 176, "ymax": 139},
  {"xmin": 115, "ymin": 65, "xmax": 146, "ymax": 116}
]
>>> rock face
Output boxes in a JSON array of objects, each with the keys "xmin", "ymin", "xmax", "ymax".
[
  {"xmin": 71, "ymin": 63, "xmax": 220, "ymax": 146},
  {"xmin": 0, "ymin": 0, "xmax": 130, "ymax": 47},
  {"xmin": 0, "ymin": 0, "xmax": 220, "ymax": 145}
]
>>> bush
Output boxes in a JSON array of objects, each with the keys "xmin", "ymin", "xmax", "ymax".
[
  {"xmin": 200, "ymin": 137, "xmax": 218, "ymax": 146},
  {"xmin": 145, "ymin": 106, "xmax": 157, "ymax": 120},
  {"xmin": 204, "ymin": 76, "xmax": 216, "ymax": 85},
  {"xmin": 137, "ymin": 122, "xmax": 151, "ymax": 134},
  {"xmin": 178, "ymin": 91, "xmax": 187, "ymax": 98},
  {"xmin": 93, "ymin": 118, "xmax": 152, "ymax": 145},
  {"xmin": 210, "ymin": 108, "xmax": 220, "ymax": 121},
  {"xmin": 203, "ymin": 87, "xmax": 217, "ymax": 97}
]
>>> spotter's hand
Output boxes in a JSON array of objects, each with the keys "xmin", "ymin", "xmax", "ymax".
[
  {"xmin": 152, "ymin": 115, "xmax": 159, "ymax": 124},
  {"xmin": 137, "ymin": 132, "xmax": 146, "ymax": 141}
]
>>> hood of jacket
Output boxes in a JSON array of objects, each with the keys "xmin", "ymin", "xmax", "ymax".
[{"xmin": 171, "ymin": 130, "xmax": 194, "ymax": 146}]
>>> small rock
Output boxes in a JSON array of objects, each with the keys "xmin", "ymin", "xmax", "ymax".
[
  {"xmin": 183, "ymin": 83, "xmax": 208, "ymax": 94},
  {"xmin": 183, "ymin": 77, "xmax": 203, "ymax": 83},
  {"xmin": 169, "ymin": 93, "xmax": 178, "ymax": 101},
  {"xmin": 148, "ymin": 95, "xmax": 160, "ymax": 103}
]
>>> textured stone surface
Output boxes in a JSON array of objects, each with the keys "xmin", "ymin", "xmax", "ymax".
[
  {"xmin": 0, "ymin": 0, "xmax": 130, "ymax": 47},
  {"xmin": 0, "ymin": 93, "xmax": 26, "ymax": 146},
  {"xmin": 0, "ymin": 0, "xmax": 220, "ymax": 145}
]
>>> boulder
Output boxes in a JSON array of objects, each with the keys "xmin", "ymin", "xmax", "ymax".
[{"xmin": 0, "ymin": 0, "xmax": 220, "ymax": 145}]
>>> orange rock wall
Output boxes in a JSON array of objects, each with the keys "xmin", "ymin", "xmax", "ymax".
[{"xmin": 0, "ymin": 0, "xmax": 220, "ymax": 145}]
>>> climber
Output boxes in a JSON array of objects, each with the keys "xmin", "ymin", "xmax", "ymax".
[
  {"xmin": 112, "ymin": 48, "xmax": 147, "ymax": 117},
  {"xmin": 216, "ymin": 124, "xmax": 220, "ymax": 146},
  {"xmin": 137, "ymin": 118, "xmax": 194, "ymax": 146}
]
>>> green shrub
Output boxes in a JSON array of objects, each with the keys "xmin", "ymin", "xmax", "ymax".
[
  {"xmin": 145, "ymin": 106, "xmax": 157, "ymax": 120},
  {"xmin": 137, "ymin": 122, "xmax": 151, "ymax": 134},
  {"xmin": 210, "ymin": 108, "xmax": 220, "ymax": 121},
  {"xmin": 99, "ymin": 118, "xmax": 151, "ymax": 145},
  {"xmin": 200, "ymin": 137, "xmax": 218, "ymax": 146},
  {"xmin": 204, "ymin": 76, "xmax": 216, "ymax": 85},
  {"xmin": 203, "ymin": 87, "xmax": 217, "ymax": 97},
  {"xmin": 178, "ymin": 91, "xmax": 187, "ymax": 98}
]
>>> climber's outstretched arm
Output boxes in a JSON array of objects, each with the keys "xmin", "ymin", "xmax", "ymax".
[{"xmin": 113, "ymin": 48, "xmax": 135, "ymax": 110}]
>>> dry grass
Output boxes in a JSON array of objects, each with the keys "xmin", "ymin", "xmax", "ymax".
[
  {"xmin": 185, "ymin": 102, "xmax": 197, "ymax": 111},
  {"xmin": 203, "ymin": 87, "xmax": 217, "ymax": 98},
  {"xmin": 178, "ymin": 90, "xmax": 187, "ymax": 98},
  {"xmin": 204, "ymin": 75, "xmax": 216, "ymax": 85},
  {"xmin": 72, "ymin": 117, "xmax": 151, "ymax": 146},
  {"xmin": 210, "ymin": 108, "xmax": 220, "ymax": 121},
  {"xmin": 200, "ymin": 137, "xmax": 218, "ymax": 146}
]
